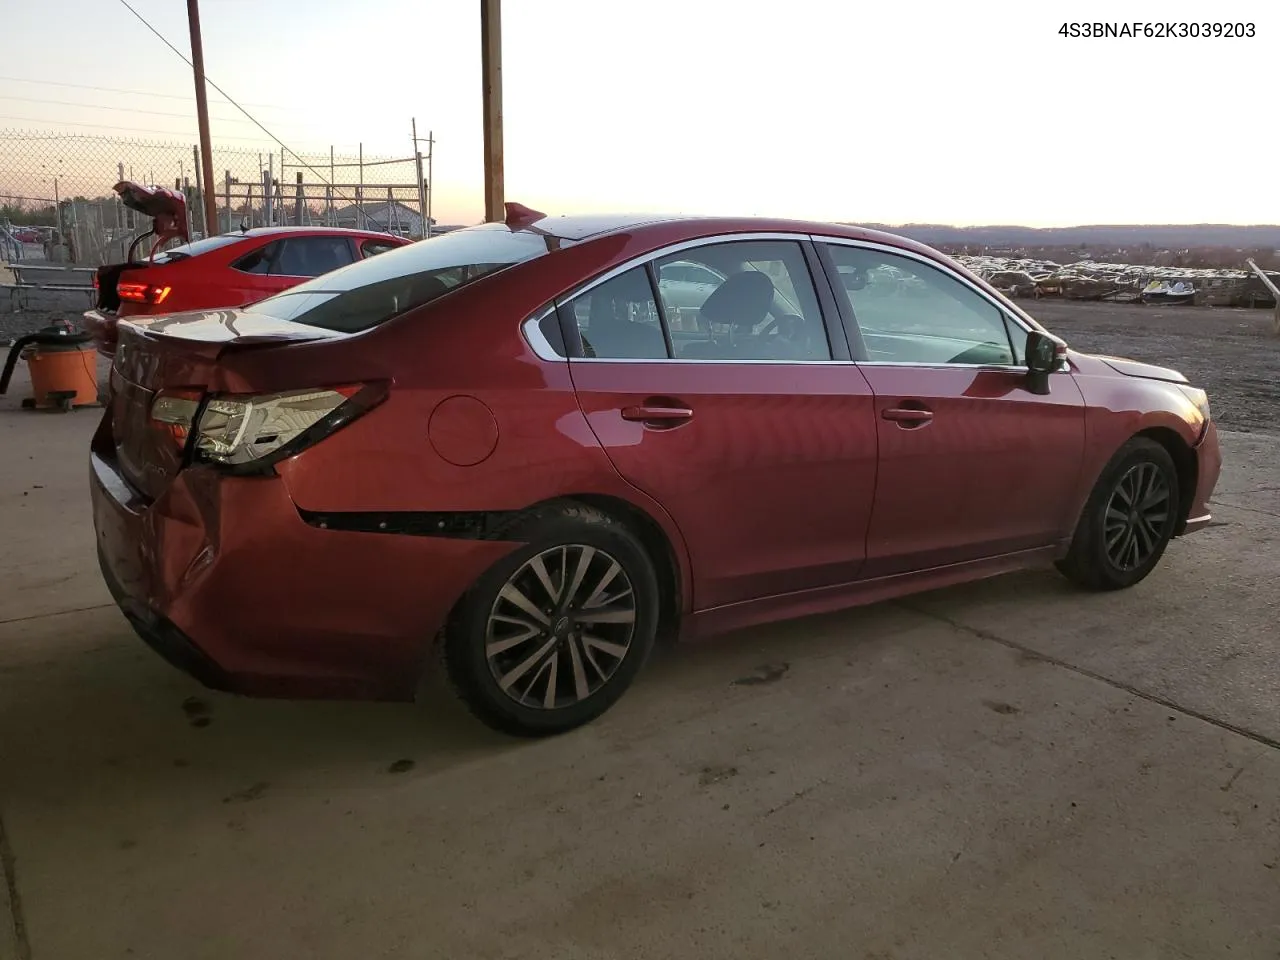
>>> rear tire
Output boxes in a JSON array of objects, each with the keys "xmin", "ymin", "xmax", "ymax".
[
  {"xmin": 443, "ymin": 502, "xmax": 659, "ymax": 737},
  {"xmin": 1055, "ymin": 437, "xmax": 1181, "ymax": 591}
]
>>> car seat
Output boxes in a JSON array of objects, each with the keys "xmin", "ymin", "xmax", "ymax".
[
  {"xmin": 681, "ymin": 271, "xmax": 775, "ymax": 359},
  {"xmin": 581, "ymin": 291, "xmax": 666, "ymax": 359}
]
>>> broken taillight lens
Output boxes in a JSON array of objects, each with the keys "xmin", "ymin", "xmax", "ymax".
[
  {"xmin": 193, "ymin": 383, "xmax": 386, "ymax": 473},
  {"xmin": 117, "ymin": 282, "xmax": 172, "ymax": 305},
  {"xmin": 149, "ymin": 387, "xmax": 204, "ymax": 451}
]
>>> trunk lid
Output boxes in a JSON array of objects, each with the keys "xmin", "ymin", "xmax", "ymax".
[
  {"xmin": 92, "ymin": 181, "xmax": 188, "ymax": 312},
  {"xmin": 108, "ymin": 308, "xmax": 345, "ymax": 499},
  {"xmin": 114, "ymin": 181, "xmax": 188, "ymax": 247}
]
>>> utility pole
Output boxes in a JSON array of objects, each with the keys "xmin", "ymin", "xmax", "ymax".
[
  {"xmin": 187, "ymin": 0, "xmax": 219, "ymax": 235},
  {"xmin": 480, "ymin": 0, "xmax": 503, "ymax": 221}
]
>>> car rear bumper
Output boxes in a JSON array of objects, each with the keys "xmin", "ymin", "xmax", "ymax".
[
  {"xmin": 90, "ymin": 446, "xmax": 520, "ymax": 701},
  {"xmin": 1180, "ymin": 421, "xmax": 1222, "ymax": 536}
]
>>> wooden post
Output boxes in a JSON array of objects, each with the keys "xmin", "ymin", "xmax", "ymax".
[
  {"xmin": 187, "ymin": 0, "xmax": 219, "ymax": 236},
  {"xmin": 481, "ymin": 0, "xmax": 504, "ymax": 221}
]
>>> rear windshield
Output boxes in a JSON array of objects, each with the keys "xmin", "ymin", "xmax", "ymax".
[
  {"xmin": 242, "ymin": 224, "xmax": 569, "ymax": 332},
  {"xmin": 152, "ymin": 234, "xmax": 242, "ymax": 263}
]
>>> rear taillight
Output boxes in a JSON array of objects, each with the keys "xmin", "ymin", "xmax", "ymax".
[
  {"xmin": 193, "ymin": 382, "xmax": 386, "ymax": 473},
  {"xmin": 149, "ymin": 387, "xmax": 204, "ymax": 451},
  {"xmin": 117, "ymin": 282, "xmax": 172, "ymax": 306}
]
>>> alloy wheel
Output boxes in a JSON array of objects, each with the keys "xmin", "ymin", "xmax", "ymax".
[
  {"xmin": 484, "ymin": 544, "xmax": 637, "ymax": 710},
  {"xmin": 1103, "ymin": 462, "xmax": 1172, "ymax": 571}
]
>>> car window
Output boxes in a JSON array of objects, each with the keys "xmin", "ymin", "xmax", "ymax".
[
  {"xmin": 653, "ymin": 239, "xmax": 832, "ymax": 361},
  {"xmin": 361, "ymin": 239, "xmax": 401, "ymax": 259},
  {"xmin": 244, "ymin": 223, "xmax": 568, "ymax": 333},
  {"xmin": 659, "ymin": 260, "xmax": 722, "ymax": 286},
  {"xmin": 562, "ymin": 267, "xmax": 667, "ymax": 360},
  {"xmin": 273, "ymin": 236, "xmax": 354, "ymax": 277},
  {"xmin": 151, "ymin": 234, "xmax": 241, "ymax": 264},
  {"xmin": 232, "ymin": 240, "xmax": 277, "ymax": 275},
  {"xmin": 825, "ymin": 244, "xmax": 1016, "ymax": 366}
]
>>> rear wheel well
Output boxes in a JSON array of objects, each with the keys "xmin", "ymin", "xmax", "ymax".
[
  {"xmin": 561, "ymin": 494, "xmax": 683, "ymax": 643},
  {"xmin": 1135, "ymin": 427, "xmax": 1197, "ymax": 534}
]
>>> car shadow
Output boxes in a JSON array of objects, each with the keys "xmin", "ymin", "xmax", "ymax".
[{"xmin": 0, "ymin": 565, "xmax": 1081, "ymax": 814}]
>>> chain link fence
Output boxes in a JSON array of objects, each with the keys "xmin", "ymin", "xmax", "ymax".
[{"xmin": 0, "ymin": 129, "xmax": 432, "ymax": 266}]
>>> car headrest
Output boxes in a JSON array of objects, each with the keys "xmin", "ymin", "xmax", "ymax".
[{"xmin": 700, "ymin": 271, "xmax": 775, "ymax": 329}]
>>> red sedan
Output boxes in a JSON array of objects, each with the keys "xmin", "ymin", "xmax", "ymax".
[
  {"xmin": 90, "ymin": 205, "xmax": 1221, "ymax": 736},
  {"xmin": 82, "ymin": 181, "xmax": 409, "ymax": 355}
]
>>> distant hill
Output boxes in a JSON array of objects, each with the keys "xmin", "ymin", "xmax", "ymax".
[{"xmin": 849, "ymin": 223, "xmax": 1280, "ymax": 249}]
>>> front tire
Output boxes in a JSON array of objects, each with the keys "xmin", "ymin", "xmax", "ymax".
[
  {"xmin": 1056, "ymin": 437, "xmax": 1181, "ymax": 591},
  {"xmin": 443, "ymin": 502, "xmax": 659, "ymax": 737}
]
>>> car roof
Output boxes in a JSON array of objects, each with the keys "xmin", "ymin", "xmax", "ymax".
[
  {"xmin": 223, "ymin": 226, "xmax": 402, "ymax": 240},
  {"xmin": 514, "ymin": 209, "xmax": 941, "ymax": 256}
]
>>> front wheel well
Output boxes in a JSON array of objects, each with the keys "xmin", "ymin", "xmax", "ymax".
[{"xmin": 1134, "ymin": 426, "xmax": 1197, "ymax": 534}]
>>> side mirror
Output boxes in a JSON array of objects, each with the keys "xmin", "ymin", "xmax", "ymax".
[{"xmin": 1025, "ymin": 329, "xmax": 1067, "ymax": 395}]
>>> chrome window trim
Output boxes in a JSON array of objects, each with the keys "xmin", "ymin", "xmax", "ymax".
[
  {"xmin": 520, "ymin": 230, "xmax": 833, "ymax": 364},
  {"xmin": 519, "ymin": 230, "xmax": 1070, "ymax": 373},
  {"xmin": 522, "ymin": 305, "xmax": 562, "ymax": 359}
]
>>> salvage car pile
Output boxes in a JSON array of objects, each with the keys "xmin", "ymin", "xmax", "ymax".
[{"xmin": 953, "ymin": 254, "xmax": 1279, "ymax": 307}]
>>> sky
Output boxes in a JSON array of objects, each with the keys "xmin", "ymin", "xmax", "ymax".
[{"xmin": 2, "ymin": 0, "xmax": 1276, "ymax": 226}]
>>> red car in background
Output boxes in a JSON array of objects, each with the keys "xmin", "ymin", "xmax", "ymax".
[
  {"xmin": 90, "ymin": 206, "xmax": 1220, "ymax": 737},
  {"xmin": 83, "ymin": 181, "xmax": 409, "ymax": 355}
]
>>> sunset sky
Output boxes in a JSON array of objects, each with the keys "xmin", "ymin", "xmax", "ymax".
[{"xmin": 2, "ymin": 0, "xmax": 1275, "ymax": 226}]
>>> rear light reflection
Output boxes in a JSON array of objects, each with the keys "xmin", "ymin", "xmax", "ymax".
[
  {"xmin": 149, "ymin": 388, "xmax": 204, "ymax": 450},
  {"xmin": 117, "ymin": 282, "xmax": 172, "ymax": 305}
]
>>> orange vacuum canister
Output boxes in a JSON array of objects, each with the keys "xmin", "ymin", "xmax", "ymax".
[{"xmin": 0, "ymin": 319, "xmax": 100, "ymax": 411}]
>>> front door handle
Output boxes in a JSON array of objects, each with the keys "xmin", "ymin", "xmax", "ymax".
[
  {"xmin": 881, "ymin": 405, "xmax": 933, "ymax": 426},
  {"xmin": 621, "ymin": 403, "xmax": 694, "ymax": 427}
]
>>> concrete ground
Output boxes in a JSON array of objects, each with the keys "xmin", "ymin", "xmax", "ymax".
[{"xmin": 1, "ymin": 359, "xmax": 1278, "ymax": 960}]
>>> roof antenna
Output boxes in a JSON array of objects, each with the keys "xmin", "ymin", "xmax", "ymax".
[{"xmin": 504, "ymin": 202, "xmax": 545, "ymax": 230}]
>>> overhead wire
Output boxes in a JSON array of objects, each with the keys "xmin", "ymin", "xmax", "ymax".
[
  {"xmin": 0, "ymin": 75, "xmax": 286, "ymax": 110},
  {"xmin": 0, "ymin": 94, "xmax": 311, "ymax": 128},
  {"xmin": 0, "ymin": 114, "xmax": 327, "ymax": 148},
  {"xmin": 113, "ymin": 0, "xmax": 363, "ymax": 207}
]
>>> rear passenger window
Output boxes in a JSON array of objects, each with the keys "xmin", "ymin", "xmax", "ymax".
[
  {"xmin": 653, "ymin": 240, "xmax": 832, "ymax": 361},
  {"xmin": 563, "ymin": 267, "xmax": 668, "ymax": 360},
  {"xmin": 361, "ymin": 239, "xmax": 400, "ymax": 259},
  {"xmin": 274, "ymin": 237, "xmax": 354, "ymax": 277},
  {"xmin": 233, "ymin": 241, "xmax": 277, "ymax": 275}
]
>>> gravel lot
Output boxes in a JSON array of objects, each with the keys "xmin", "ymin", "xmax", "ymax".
[
  {"xmin": 1029, "ymin": 300, "xmax": 1280, "ymax": 433},
  {"xmin": 5, "ymin": 295, "xmax": 1276, "ymax": 431}
]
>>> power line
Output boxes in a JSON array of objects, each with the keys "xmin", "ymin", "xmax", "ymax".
[
  {"xmin": 0, "ymin": 94, "xmax": 311, "ymax": 128},
  {"xmin": 113, "ymin": 0, "xmax": 359, "ymax": 206},
  {"xmin": 0, "ymin": 114, "xmax": 324, "ymax": 148},
  {"xmin": 0, "ymin": 75, "xmax": 286, "ymax": 110}
]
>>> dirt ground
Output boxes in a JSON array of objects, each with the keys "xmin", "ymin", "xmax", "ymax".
[
  {"xmin": 1023, "ymin": 300, "xmax": 1280, "ymax": 433},
  {"xmin": 1, "ymin": 331, "xmax": 1279, "ymax": 958}
]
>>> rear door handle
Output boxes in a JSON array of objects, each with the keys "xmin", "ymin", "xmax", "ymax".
[
  {"xmin": 620, "ymin": 404, "xmax": 694, "ymax": 426},
  {"xmin": 881, "ymin": 406, "xmax": 933, "ymax": 426}
]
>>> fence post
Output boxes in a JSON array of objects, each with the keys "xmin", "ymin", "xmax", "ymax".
[
  {"xmin": 295, "ymin": 172, "xmax": 304, "ymax": 226},
  {"xmin": 263, "ymin": 167, "xmax": 273, "ymax": 227},
  {"xmin": 357, "ymin": 142, "xmax": 364, "ymax": 230},
  {"xmin": 192, "ymin": 145, "xmax": 205, "ymax": 237},
  {"xmin": 224, "ymin": 171, "xmax": 232, "ymax": 233}
]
